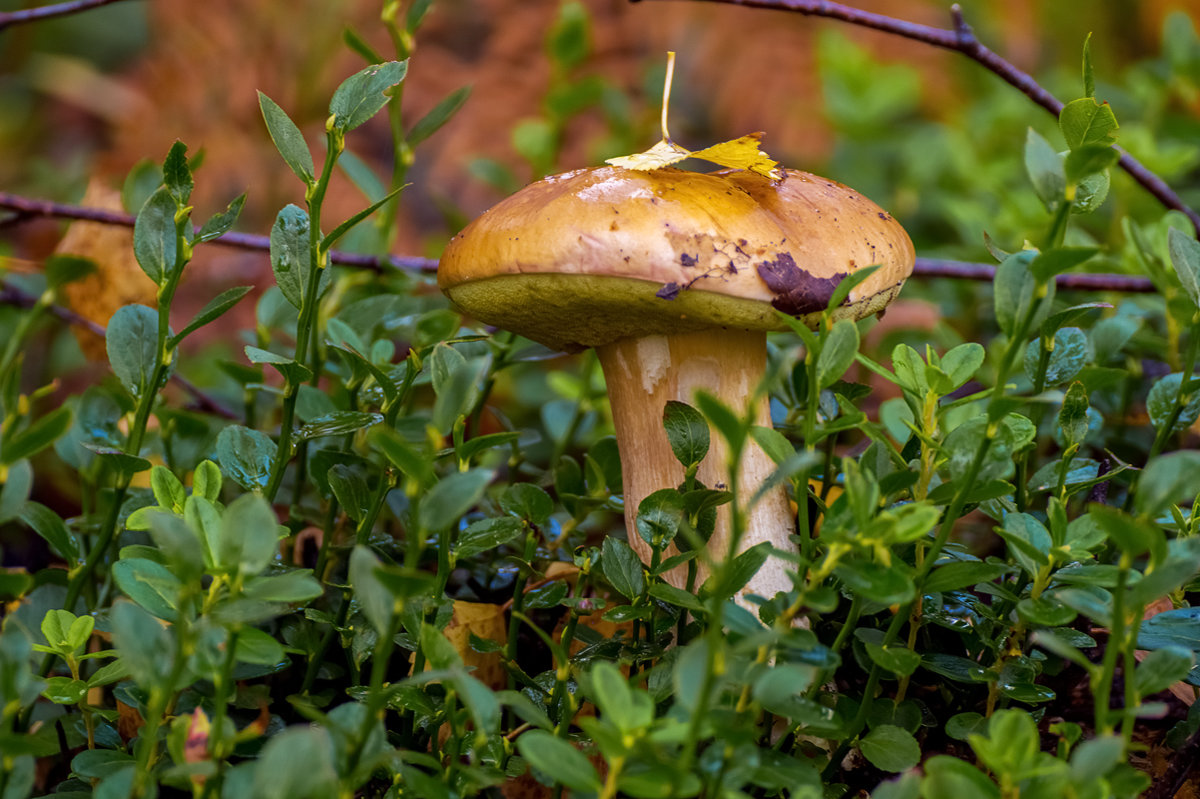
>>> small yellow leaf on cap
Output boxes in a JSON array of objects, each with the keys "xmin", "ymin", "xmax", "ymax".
[
  {"xmin": 605, "ymin": 139, "xmax": 691, "ymax": 172},
  {"xmin": 690, "ymin": 132, "xmax": 783, "ymax": 180}
]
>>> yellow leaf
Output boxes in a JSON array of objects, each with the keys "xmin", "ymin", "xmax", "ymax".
[
  {"xmin": 605, "ymin": 138, "xmax": 691, "ymax": 172},
  {"xmin": 603, "ymin": 51, "xmax": 784, "ymax": 181},
  {"xmin": 689, "ymin": 132, "xmax": 783, "ymax": 180}
]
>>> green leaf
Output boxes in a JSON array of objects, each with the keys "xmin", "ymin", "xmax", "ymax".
[
  {"xmin": 455, "ymin": 517, "xmax": 525, "ymax": 560},
  {"xmin": 924, "ymin": 561, "xmax": 1008, "ymax": 593},
  {"xmin": 1023, "ymin": 327, "xmax": 1090, "ymax": 386},
  {"xmin": 258, "ymin": 92, "xmax": 315, "ymax": 185},
  {"xmin": 162, "ymin": 141, "xmax": 192, "ymax": 203},
  {"xmin": 1016, "ymin": 596, "xmax": 1077, "ymax": 627},
  {"xmin": 132, "ymin": 188, "xmax": 177, "ymax": 285},
  {"xmin": 1139, "ymin": 607, "xmax": 1200, "ymax": 650},
  {"xmin": 662, "ymin": 400, "xmax": 710, "ymax": 471},
  {"xmin": 1147, "ymin": 372, "xmax": 1200, "ymax": 434},
  {"xmin": 591, "ymin": 661, "xmax": 651, "ymax": 733},
  {"xmin": 1029, "ymin": 247, "xmax": 1099, "ymax": 284},
  {"xmin": 1, "ymin": 406, "xmax": 72, "ymax": 464},
  {"xmin": 1134, "ymin": 646, "xmax": 1194, "ymax": 697},
  {"xmin": 329, "ymin": 61, "xmax": 408, "ymax": 132},
  {"xmin": 419, "ymin": 622, "xmax": 462, "ymax": 670},
  {"xmin": 168, "ymin": 286, "xmax": 252, "ymax": 348},
  {"xmin": 327, "ymin": 464, "xmax": 370, "ymax": 522},
  {"xmin": 456, "ymin": 430, "xmax": 520, "ymax": 466},
  {"xmin": 0, "ymin": 460, "xmax": 30, "ymax": 524},
  {"xmin": 270, "ymin": 204, "xmax": 323, "ymax": 311},
  {"xmin": 1058, "ymin": 381, "xmax": 1090, "ymax": 446},
  {"xmin": 515, "ymin": 730, "xmax": 602, "ymax": 793},
  {"xmin": 236, "ymin": 626, "xmax": 286, "ymax": 666},
  {"xmin": 418, "ymin": 468, "xmax": 493, "ymax": 531},
  {"xmin": 938, "ymin": 343, "xmax": 985, "ymax": 393},
  {"xmin": 196, "ymin": 193, "xmax": 246, "ymax": 243},
  {"xmin": 1064, "ymin": 143, "xmax": 1119, "ymax": 184},
  {"xmin": 816, "ymin": 318, "xmax": 860, "ymax": 388},
  {"xmin": 148, "ymin": 464, "xmax": 185, "ymax": 511},
  {"xmin": 218, "ymin": 493, "xmax": 281, "ymax": 577},
  {"xmin": 112, "ymin": 557, "xmax": 181, "ymax": 621},
  {"xmin": 635, "ymin": 488, "xmax": 685, "ymax": 549},
  {"xmin": 858, "ymin": 630, "xmax": 921, "ymax": 677},
  {"xmin": 244, "ymin": 345, "xmax": 314, "ymax": 387},
  {"xmin": 146, "ymin": 511, "xmax": 205, "ymax": 579},
  {"xmin": 1169, "ymin": 227, "xmax": 1200, "ymax": 309},
  {"xmin": 320, "ymin": 185, "xmax": 405, "ymax": 252},
  {"xmin": 1137, "ymin": 451, "xmax": 1200, "ymax": 517},
  {"xmin": 20, "ymin": 502, "xmax": 79, "ymax": 563},
  {"xmin": 298, "ymin": 410, "xmax": 383, "ymax": 441},
  {"xmin": 106, "ymin": 304, "xmax": 164, "ymax": 398},
  {"xmin": 646, "ymin": 582, "xmax": 705, "ymax": 613},
  {"xmin": 215, "ymin": 425, "xmax": 277, "ymax": 493},
  {"xmin": 251, "ymin": 726, "xmax": 337, "ymax": 799},
  {"xmin": 1024, "ymin": 129, "xmax": 1065, "ymax": 208},
  {"xmin": 193, "ymin": 460, "xmax": 222, "ymax": 502},
  {"xmin": 601, "ymin": 536, "xmax": 645, "ymax": 599},
  {"xmin": 752, "ymin": 663, "xmax": 820, "ymax": 718},
  {"xmin": 42, "ymin": 676, "xmax": 88, "ymax": 705},
  {"xmin": 922, "ymin": 756, "xmax": 1001, "ymax": 799},
  {"xmin": 708, "ymin": 542, "xmax": 773, "ymax": 598},
  {"xmin": 1060, "ymin": 97, "xmax": 1118, "ymax": 150},
  {"xmin": 110, "ymin": 601, "xmax": 174, "ymax": 691},
  {"xmin": 407, "ymin": 86, "xmax": 471, "ymax": 147},
  {"xmin": 993, "ymin": 251, "xmax": 1043, "ymax": 338},
  {"xmin": 371, "ymin": 427, "xmax": 433, "ymax": 487},
  {"xmin": 242, "ymin": 570, "xmax": 322, "ymax": 603},
  {"xmin": 692, "ymin": 390, "xmax": 745, "ymax": 453},
  {"xmin": 43, "ymin": 255, "xmax": 95, "ymax": 293},
  {"xmin": 828, "ymin": 264, "xmax": 881, "ymax": 310},
  {"xmin": 834, "ymin": 557, "xmax": 915, "ymax": 605},
  {"xmin": 1082, "ymin": 34, "xmax": 1095, "ymax": 97},
  {"xmin": 453, "ymin": 671, "xmax": 501, "ymax": 734},
  {"xmin": 500, "ymin": 483, "xmax": 554, "ymax": 527},
  {"xmin": 348, "ymin": 546, "xmax": 393, "ymax": 636},
  {"xmin": 859, "ymin": 725, "xmax": 921, "ymax": 773},
  {"xmin": 1128, "ymin": 537, "xmax": 1200, "ymax": 606}
]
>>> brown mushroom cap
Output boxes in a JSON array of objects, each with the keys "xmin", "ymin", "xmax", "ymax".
[{"xmin": 438, "ymin": 165, "xmax": 915, "ymax": 352}]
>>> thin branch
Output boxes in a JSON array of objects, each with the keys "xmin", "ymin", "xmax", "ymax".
[
  {"xmin": 630, "ymin": 0, "xmax": 1200, "ymax": 235},
  {"xmin": 0, "ymin": 0, "xmax": 133, "ymax": 31},
  {"xmin": 0, "ymin": 278, "xmax": 239, "ymax": 420},
  {"xmin": 916, "ymin": 258, "xmax": 1154, "ymax": 292},
  {"xmin": 0, "ymin": 192, "xmax": 438, "ymax": 274},
  {"xmin": 0, "ymin": 191, "xmax": 1159, "ymax": 291}
]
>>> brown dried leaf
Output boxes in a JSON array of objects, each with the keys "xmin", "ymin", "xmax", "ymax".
[{"xmin": 56, "ymin": 179, "xmax": 157, "ymax": 359}]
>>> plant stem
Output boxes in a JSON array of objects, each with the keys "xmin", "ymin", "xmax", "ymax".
[{"xmin": 265, "ymin": 130, "xmax": 342, "ymax": 503}]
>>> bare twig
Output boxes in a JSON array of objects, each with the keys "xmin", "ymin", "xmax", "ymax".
[
  {"xmin": 630, "ymin": 0, "xmax": 1200, "ymax": 235},
  {"xmin": 917, "ymin": 258, "xmax": 1155, "ymax": 292},
  {"xmin": 0, "ymin": 0, "xmax": 133, "ymax": 31},
  {"xmin": 0, "ymin": 278, "xmax": 239, "ymax": 419},
  {"xmin": 0, "ymin": 191, "xmax": 1160, "ymax": 291},
  {"xmin": 0, "ymin": 192, "xmax": 438, "ymax": 274}
]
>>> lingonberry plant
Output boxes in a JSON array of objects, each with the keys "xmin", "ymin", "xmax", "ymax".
[{"xmin": 2, "ymin": 2, "xmax": 1200, "ymax": 799}]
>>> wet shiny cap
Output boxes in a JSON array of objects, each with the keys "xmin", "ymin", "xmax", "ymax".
[{"xmin": 437, "ymin": 165, "xmax": 915, "ymax": 352}]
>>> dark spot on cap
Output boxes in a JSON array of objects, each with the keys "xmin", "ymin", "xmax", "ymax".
[
  {"xmin": 656, "ymin": 282, "xmax": 681, "ymax": 300},
  {"xmin": 878, "ymin": 212, "xmax": 889, "ymax": 219},
  {"xmin": 757, "ymin": 252, "xmax": 849, "ymax": 316},
  {"xmin": 680, "ymin": 253, "xmax": 698, "ymax": 267}
]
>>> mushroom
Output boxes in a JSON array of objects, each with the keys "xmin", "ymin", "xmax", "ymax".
[{"xmin": 438, "ymin": 165, "xmax": 914, "ymax": 602}]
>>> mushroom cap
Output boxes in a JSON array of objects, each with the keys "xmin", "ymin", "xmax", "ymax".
[{"xmin": 438, "ymin": 165, "xmax": 914, "ymax": 352}]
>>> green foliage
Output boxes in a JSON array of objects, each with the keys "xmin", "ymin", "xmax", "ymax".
[{"xmin": 4, "ymin": 4, "xmax": 1200, "ymax": 799}]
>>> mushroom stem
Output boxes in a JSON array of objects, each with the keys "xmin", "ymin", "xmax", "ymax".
[{"xmin": 596, "ymin": 328, "xmax": 796, "ymax": 601}]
